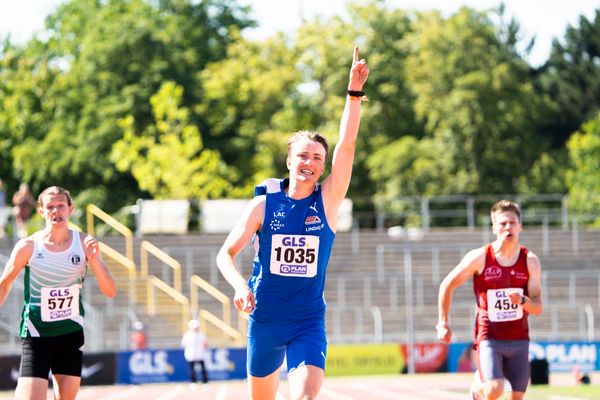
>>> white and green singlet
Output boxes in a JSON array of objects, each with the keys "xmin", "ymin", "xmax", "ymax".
[{"xmin": 19, "ymin": 230, "xmax": 87, "ymax": 337}]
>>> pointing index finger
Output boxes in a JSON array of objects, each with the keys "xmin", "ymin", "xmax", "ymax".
[{"xmin": 353, "ymin": 46, "xmax": 359, "ymax": 62}]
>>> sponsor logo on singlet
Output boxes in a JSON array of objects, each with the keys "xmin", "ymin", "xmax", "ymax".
[
  {"xmin": 305, "ymin": 215, "xmax": 321, "ymax": 225},
  {"xmin": 69, "ymin": 253, "xmax": 82, "ymax": 264},
  {"xmin": 484, "ymin": 266, "xmax": 502, "ymax": 280}
]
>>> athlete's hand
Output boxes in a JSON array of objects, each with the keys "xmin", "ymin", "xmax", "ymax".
[
  {"xmin": 348, "ymin": 46, "xmax": 369, "ymax": 91},
  {"xmin": 83, "ymin": 235, "xmax": 100, "ymax": 261},
  {"xmin": 436, "ymin": 322, "xmax": 452, "ymax": 344},
  {"xmin": 507, "ymin": 290, "xmax": 523, "ymax": 306},
  {"xmin": 234, "ymin": 286, "xmax": 255, "ymax": 313}
]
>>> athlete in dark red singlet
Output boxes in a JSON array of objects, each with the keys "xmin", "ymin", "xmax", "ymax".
[{"xmin": 437, "ymin": 200, "xmax": 543, "ymax": 400}]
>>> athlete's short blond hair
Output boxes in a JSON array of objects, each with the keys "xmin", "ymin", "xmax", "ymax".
[
  {"xmin": 491, "ymin": 199, "xmax": 521, "ymax": 221},
  {"xmin": 37, "ymin": 186, "xmax": 73, "ymax": 207}
]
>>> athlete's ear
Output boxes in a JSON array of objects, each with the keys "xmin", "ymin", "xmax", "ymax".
[{"xmin": 286, "ymin": 156, "xmax": 291, "ymax": 170}]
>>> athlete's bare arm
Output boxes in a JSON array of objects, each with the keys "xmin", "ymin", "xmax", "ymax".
[
  {"xmin": 216, "ymin": 196, "xmax": 265, "ymax": 313},
  {"xmin": 522, "ymin": 251, "xmax": 543, "ymax": 315},
  {"xmin": 81, "ymin": 233, "xmax": 116, "ymax": 298},
  {"xmin": 0, "ymin": 238, "xmax": 34, "ymax": 305},
  {"xmin": 437, "ymin": 247, "xmax": 486, "ymax": 343},
  {"xmin": 321, "ymin": 47, "xmax": 369, "ymax": 229}
]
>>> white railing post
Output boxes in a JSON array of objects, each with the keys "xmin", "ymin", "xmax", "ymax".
[
  {"xmin": 584, "ymin": 304, "xmax": 594, "ymax": 342},
  {"xmin": 371, "ymin": 306, "xmax": 383, "ymax": 343},
  {"xmin": 404, "ymin": 240, "xmax": 415, "ymax": 374},
  {"xmin": 376, "ymin": 244, "xmax": 385, "ymax": 284}
]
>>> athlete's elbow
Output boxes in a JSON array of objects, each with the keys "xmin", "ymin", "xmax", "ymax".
[
  {"xmin": 103, "ymin": 284, "xmax": 117, "ymax": 299},
  {"xmin": 529, "ymin": 302, "xmax": 543, "ymax": 316}
]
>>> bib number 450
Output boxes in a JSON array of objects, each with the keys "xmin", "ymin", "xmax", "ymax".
[{"xmin": 494, "ymin": 298, "xmax": 518, "ymax": 311}]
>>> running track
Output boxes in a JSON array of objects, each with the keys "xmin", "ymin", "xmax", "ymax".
[{"xmin": 1, "ymin": 373, "xmax": 474, "ymax": 399}]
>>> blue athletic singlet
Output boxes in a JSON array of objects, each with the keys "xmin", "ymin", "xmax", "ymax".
[{"xmin": 249, "ymin": 178, "xmax": 336, "ymax": 323}]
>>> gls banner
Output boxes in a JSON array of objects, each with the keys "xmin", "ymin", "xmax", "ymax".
[
  {"xmin": 448, "ymin": 341, "xmax": 600, "ymax": 373},
  {"xmin": 530, "ymin": 341, "xmax": 599, "ymax": 373},
  {"xmin": 117, "ymin": 348, "xmax": 246, "ymax": 384}
]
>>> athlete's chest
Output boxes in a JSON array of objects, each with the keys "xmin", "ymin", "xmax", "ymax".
[
  {"xmin": 267, "ymin": 196, "xmax": 324, "ymax": 235},
  {"xmin": 479, "ymin": 263, "xmax": 528, "ymax": 289}
]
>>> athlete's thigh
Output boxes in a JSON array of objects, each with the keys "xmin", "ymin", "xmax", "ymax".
[
  {"xmin": 52, "ymin": 374, "xmax": 81, "ymax": 400},
  {"xmin": 286, "ymin": 318, "xmax": 327, "ymax": 373},
  {"xmin": 288, "ymin": 364, "xmax": 324, "ymax": 400},
  {"xmin": 19, "ymin": 337, "xmax": 51, "ymax": 379},
  {"xmin": 15, "ymin": 377, "xmax": 48, "ymax": 400},
  {"xmin": 477, "ymin": 340, "xmax": 504, "ymax": 382},
  {"xmin": 247, "ymin": 319, "xmax": 287, "ymax": 377},
  {"xmin": 502, "ymin": 340, "xmax": 530, "ymax": 392},
  {"xmin": 50, "ymin": 330, "xmax": 84, "ymax": 377}
]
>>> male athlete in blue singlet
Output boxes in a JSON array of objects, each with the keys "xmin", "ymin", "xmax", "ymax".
[
  {"xmin": 217, "ymin": 47, "xmax": 369, "ymax": 400},
  {"xmin": 0, "ymin": 186, "xmax": 116, "ymax": 400}
]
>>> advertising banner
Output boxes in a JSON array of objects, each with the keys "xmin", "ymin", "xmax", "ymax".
[
  {"xmin": 0, "ymin": 352, "xmax": 116, "ymax": 390},
  {"xmin": 326, "ymin": 343, "xmax": 405, "ymax": 376},
  {"xmin": 116, "ymin": 348, "xmax": 246, "ymax": 384},
  {"xmin": 448, "ymin": 341, "xmax": 600, "ymax": 373},
  {"xmin": 401, "ymin": 343, "xmax": 449, "ymax": 373},
  {"xmin": 529, "ymin": 341, "xmax": 599, "ymax": 373}
]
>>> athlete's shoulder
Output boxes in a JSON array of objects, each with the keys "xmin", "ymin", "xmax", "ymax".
[
  {"xmin": 254, "ymin": 178, "xmax": 285, "ymax": 196},
  {"xmin": 525, "ymin": 249, "xmax": 541, "ymax": 270},
  {"xmin": 464, "ymin": 245, "xmax": 487, "ymax": 261},
  {"xmin": 13, "ymin": 234, "xmax": 36, "ymax": 254}
]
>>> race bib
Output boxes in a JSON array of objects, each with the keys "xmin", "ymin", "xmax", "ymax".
[
  {"xmin": 270, "ymin": 234, "xmax": 319, "ymax": 278},
  {"xmin": 487, "ymin": 288, "xmax": 523, "ymax": 322},
  {"xmin": 41, "ymin": 285, "xmax": 80, "ymax": 322}
]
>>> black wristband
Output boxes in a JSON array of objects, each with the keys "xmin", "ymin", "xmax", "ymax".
[
  {"xmin": 347, "ymin": 90, "xmax": 365, "ymax": 97},
  {"xmin": 520, "ymin": 296, "xmax": 527, "ymax": 305}
]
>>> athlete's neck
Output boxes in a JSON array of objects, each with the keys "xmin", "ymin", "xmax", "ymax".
[
  {"xmin": 41, "ymin": 228, "xmax": 72, "ymax": 250},
  {"xmin": 492, "ymin": 239, "xmax": 520, "ymax": 266},
  {"xmin": 286, "ymin": 180, "xmax": 315, "ymax": 200}
]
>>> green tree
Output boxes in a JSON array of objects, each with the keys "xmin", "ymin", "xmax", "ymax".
[
  {"xmin": 398, "ymin": 7, "xmax": 551, "ymax": 195},
  {"xmin": 538, "ymin": 9, "xmax": 600, "ymax": 148},
  {"xmin": 196, "ymin": 33, "xmax": 300, "ymax": 192},
  {"xmin": 1, "ymin": 0, "xmax": 253, "ymax": 209},
  {"xmin": 112, "ymin": 81, "xmax": 239, "ymax": 199},
  {"xmin": 516, "ymin": 150, "xmax": 569, "ymax": 194},
  {"xmin": 565, "ymin": 112, "xmax": 600, "ymax": 221}
]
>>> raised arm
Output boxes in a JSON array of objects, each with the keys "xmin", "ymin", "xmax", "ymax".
[
  {"xmin": 216, "ymin": 196, "xmax": 265, "ymax": 313},
  {"xmin": 322, "ymin": 46, "xmax": 369, "ymax": 227}
]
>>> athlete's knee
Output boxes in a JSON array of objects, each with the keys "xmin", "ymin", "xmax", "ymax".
[{"xmin": 482, "ymin": 379, "xmax": 504, "ymax": 399}]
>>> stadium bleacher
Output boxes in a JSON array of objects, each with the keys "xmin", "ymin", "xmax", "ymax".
[{"xmin": 0, "ymin": 225, "xmax": 599, "ymax": 353}]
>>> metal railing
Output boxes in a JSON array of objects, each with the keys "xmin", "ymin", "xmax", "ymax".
[
  {"xmin": 190, "ymin": 274, "xmax": 231, "ymax": 325},
  {"xmin": 146, "ymin": 275, "xmax": 190, "ymax": 333},
  {"xmin": 87, "ymin": 204, "xmax": 134, "ymax": 262},
  {"xmin": 198, "ymin": 309, "xmax": 245, "ymax": 346},
  {"xmin": 99, "ymin": 242, "xmax": 137, "ymax": 304},
  {"xmin": 140, "ymin": 240, "xmax": 182, "ymax": 293}
]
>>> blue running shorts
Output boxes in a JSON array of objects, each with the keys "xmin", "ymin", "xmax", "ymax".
[{"xmin": 247, "ymin": 317, "xmax": 327, "ymax": 377}]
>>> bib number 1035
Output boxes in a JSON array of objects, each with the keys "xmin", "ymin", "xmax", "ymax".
[{"xmin": 270, "ymin": 234, "xmax": 319, "ymax": 278}]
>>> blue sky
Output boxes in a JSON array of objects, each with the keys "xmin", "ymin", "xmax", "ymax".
[{"xmin": 1, "ymin": 0, "xmax": 598, "ymax": 66}]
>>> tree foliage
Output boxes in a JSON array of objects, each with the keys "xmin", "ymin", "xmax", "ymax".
[
  {"xmin": 565, "ymin": 113, "xmax": 600, "ymax": 220},
  {"xmin": 1, "ymin": 0, "xmax": 599, "ymax": 221},
  {"xmin": 112, "ymin": 82, "xmax": 239, "ymax": 199}
]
